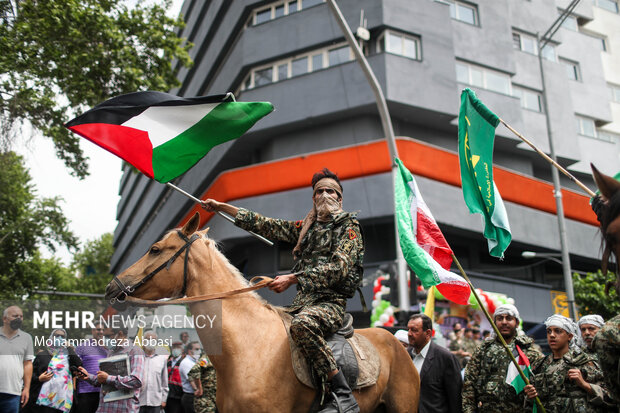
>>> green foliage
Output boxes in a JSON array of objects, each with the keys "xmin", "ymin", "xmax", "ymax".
[
  {"xmin": 573, "ymin": 270, "xmax": 620, "ymax": 320},
  {"xmin": 70, "ymin": 232, "xmax": 114, "ymax": 295},
  {"xmin": 0, "ymin": 151, "xmax": 78, "ymax": 298},
  {"xmin": 0, "ymin": 0, "xmax": 192, "ymax": 178}
]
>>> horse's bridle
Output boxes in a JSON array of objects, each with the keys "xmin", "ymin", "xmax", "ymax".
[{"xmin": 109, "ymin": 231, "xmax": 201, "ymax": 305}]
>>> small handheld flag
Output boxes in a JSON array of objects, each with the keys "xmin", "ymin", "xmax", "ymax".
[
  {"xmin": 66, "ymin": 91, "xmax": 274, "ymax": 183},
  {"xmin": 394, "ymin": 158, "xmax": 470, "ymax": 305},
  {"xmin": 505, "ymin": 344, "xmax": 534, "ymax": 394},
  {"xmin": 458, "ymin": 88, "xmax": 511, "ymax": 258}
]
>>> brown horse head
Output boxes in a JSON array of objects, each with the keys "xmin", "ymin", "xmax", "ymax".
[
  {"xmin": 105, "ymin": 212, "xmax": 207, "ymax": 305},
  {"xmin": 591, "ymin": 163, "xmax": 620, "ymax": 298}
]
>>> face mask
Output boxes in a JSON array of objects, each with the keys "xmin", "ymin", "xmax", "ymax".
[
  {"xmin": 143, "ymin": 345, "xmax": 155, "ymax": 353},
  {"xmin": 171, "ymin": 348, "xmax": 182, "ymax": 357},
  {"xmin": 105, "ymin": 337, "xmax": 117, "ymax": 351},
  {"xmin": 9, "ymin": 319, "xmax": 22, "ymax": 330},
  {"xmin": 191, "ymin": 349, "xmax": 201, "ymax": 358},
  {"xmin": 53, "ymin": 336, "xmax": 65, "ymax": 348}
]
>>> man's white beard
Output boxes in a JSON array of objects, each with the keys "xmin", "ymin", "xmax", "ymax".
[{"xmin": 314, "ymin": 193, "xmax": 342, "ymax": 221}]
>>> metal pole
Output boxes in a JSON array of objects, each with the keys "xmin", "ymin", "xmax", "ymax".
[
  {"xmin": 325, "ymin": 0, "xmax": 410, "ymax": 313},
  {"xmin": 536, "ymin": 34, "xmax": 578, "ymax": 320},
  {"xmin": 165, "ymin": 182, "xmax": 274, "ymax": 246}
]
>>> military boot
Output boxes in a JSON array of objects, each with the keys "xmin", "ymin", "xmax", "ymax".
[{"xmin": 319, "ymin": 370, "xmax": 360, "ymax": 413}]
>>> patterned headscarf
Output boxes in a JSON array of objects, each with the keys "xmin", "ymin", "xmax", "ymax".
[
  {"xmin": 493, "ymin": 304, "xmax": 520, "ymax": 321},
  {"xmin": 293, "ymin": 178, "xmax": 343, "ymax": 257},
  {"xmin": 577, "ymin": 314, "xmax": 604, "ymax": 328},
  {"xmin": 544, "ymin": 314, "xmax": 578, "ymax": 348}
]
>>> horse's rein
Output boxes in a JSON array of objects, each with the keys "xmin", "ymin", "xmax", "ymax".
[{"xmin": 124, "ymin": 276, "xmax": 274, "ymax": 306}]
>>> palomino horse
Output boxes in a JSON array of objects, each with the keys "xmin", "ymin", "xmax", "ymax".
[
  {"xmin": 591, "ymin": 164, "xmax": 620, "ymax": 297},
  {"xmin": 106, "ymin": 213, "xmax": 420, "ymax": 412}
]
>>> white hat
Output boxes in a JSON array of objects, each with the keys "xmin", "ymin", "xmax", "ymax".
[{"xmin": 394, "ymin": 329, "xmax": 409, "ymax": 344}]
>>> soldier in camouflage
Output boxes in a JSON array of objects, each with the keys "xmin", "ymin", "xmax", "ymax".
[
  {"xmin": 524, "ymin": 314, "xmax": 614, "ymax": 412},
  {"xmin": 593, "ymin": 314, "xmax": 620, "ymax": 411},
  {"xmin": 188, "ymin": 355, "xmax": 217, "ymax": 413},
  {"xmin": 462, "ymin": 304, "xmax": 544, "ymax": 413},
  {"xmin": 577, "ymin": 315, "xmax": 604, "ymax": 358},
  {"xmin": 202, "ymin": 168, "xmax": 364, "ymax": 413}
]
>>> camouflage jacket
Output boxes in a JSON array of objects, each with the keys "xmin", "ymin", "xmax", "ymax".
[
  {"xmin": 530, "ymin": 347, "xmax": 613, "ymax": 412},
  {"xmin": 235, "ymin": 209, "xmax": 364, "ymax": 312},
  {"xmin": 462, "ymin": 334, "xmax": 544, "ymax": 413},
  {"xmin": 187, "ymin": 356, "xmax": 217, "ymax": 412},
  {"xmin": 593, "ymin": 314, "xmax": 620, "ymax": 408}
]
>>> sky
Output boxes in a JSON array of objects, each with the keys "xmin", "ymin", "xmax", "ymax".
[{"xmin": 15, "ymin": 0, "xmax": 185, "ymax": 265}]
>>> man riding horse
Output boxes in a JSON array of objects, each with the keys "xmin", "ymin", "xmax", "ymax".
[{"xmin": 202, "ymin": 168, "xmax": 364, "ymax": 413}]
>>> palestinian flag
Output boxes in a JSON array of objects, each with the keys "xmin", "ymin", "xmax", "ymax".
[
  {"xmin": 505, "ymin": 344, "xmax": 533, "ymax": 394},
  {"xmin": 394, "ymin": 158, "xmax": 471, "ymax": 305},
  {"xmin": 66, "ymin": 91, "xmax": 273, "ymax": 183}
]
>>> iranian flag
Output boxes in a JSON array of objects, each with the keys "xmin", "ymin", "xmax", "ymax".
[
  {"xmin": 505, "ymin": 344, "xmax": 533, "ymax": 394},
  {"xmin": 65, "ymin": 91, "xmax": 273, "ymax": 183},
  {"xmin": 394, "ymin": 158, "xmax": 471, "ymax": 305}
]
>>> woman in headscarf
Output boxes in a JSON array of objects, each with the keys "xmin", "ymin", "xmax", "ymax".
[
  {"xmin": 524, "ymin": 315, "xmax": 613, "ymax": 412},
  {"xmin": 22, "ymin": 328, "xmax": 83, "ymax": 413}
]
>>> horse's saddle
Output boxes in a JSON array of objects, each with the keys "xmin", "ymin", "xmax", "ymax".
[{"xmin": 279, "ymin": 312, "xmax": 381, "ymax": 390}]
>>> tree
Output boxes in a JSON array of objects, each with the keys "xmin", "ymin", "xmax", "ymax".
[
  {"xmin": 0, "ymin": 151, "xmax": 78, "ymax": 298},
  {"xmin": 573, "ymin": 270, "xmax": 620, "ymax": 320},
  {"xmin": 71, "ymin": 232, "xmax": 115, "ymax": 295},
  {"xmin": 0, "ymin": 0, "xmax": 192, "ymax": 178}
]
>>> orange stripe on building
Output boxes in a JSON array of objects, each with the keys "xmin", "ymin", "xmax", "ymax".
[{"xmin": 180, "ymin": 138, "xmax": 598, "ymax": 228}]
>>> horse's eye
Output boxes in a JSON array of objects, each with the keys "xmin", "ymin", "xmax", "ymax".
[{"xmin": 149, "ymin": 245, "xmax": 161, "ymax": 255}]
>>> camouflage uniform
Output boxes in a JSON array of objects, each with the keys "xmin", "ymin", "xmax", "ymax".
[
  {"xmin": 235, "ymin": 208, "xmax": 364, "ymax": 378},
  {"xmin": 529, "ymin": 347, "xmax": 613, "ymax": 412},
  {"xmin": 593, "ymin": 314, "xmax": 620, "ymax": 410},
  {"xmin": 187, "ymin": 355, "xmax": 217, "ymax": 413},
  {"xmin": 462, "ymin": 334, "xmax": 544, "ymax": 413}
]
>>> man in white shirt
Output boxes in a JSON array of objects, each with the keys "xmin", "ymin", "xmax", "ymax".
[
  {"xmin": 408, "ymin": 314, "xmax": 462, "ymax": 413},
  {"xmin": 139, "ymin": 331, "xmax": 169, "ymax": 413},
  {"xmin": 179, "ymin": 341, "xmax": 201, "ymax": 413},
  {"xmin": 0, "ymin": 306, "xmax": 34, "ymax": 413}
]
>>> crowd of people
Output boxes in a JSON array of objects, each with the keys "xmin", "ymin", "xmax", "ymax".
[
  {"xmin": 0, "ymin": 305, "xmax": 217, "ymax": 413},
  {"xmin": 394, "ymin": 304, "xmax": 619, "ymax": 413}
]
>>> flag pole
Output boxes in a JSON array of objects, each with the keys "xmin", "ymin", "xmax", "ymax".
[
  {"xmin": 451, "ymin": 253, "xmax": 546, "ymax": 413},
  {"xmin": 498, "ymin": 118, "xmax": 595, "ymax": 198},
  {"xmin": 165, "ymin": 182, "xmax": 274, "ymax": 246}
]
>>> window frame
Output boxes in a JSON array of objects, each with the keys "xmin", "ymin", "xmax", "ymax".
[
  {"xmin": 560, "ymin": 58, "xmax": 581, "ymax": 81},
  {"xmin": 455, "ymin": 61, "xmax": 512, "ymax": 96},
  {"xmin": 512, "ymin": 86, "xmax": 543, "ymax": 112},
  {"xmin": 251, "ymin": 0, "xmax": 325, "ymax": 26},
  {"xmin": 576, "ymin": 115, "xmax": 597, "ymax": 138},
  {"xmin": 446, "ymin": 0, "xmax": 479, "ymax": 26},
  {"xmin": 240, "ymin": 42, "xmax": 354, "ymax": 91},
  {"xmin": 592, "ymin": 0, "xmax": 619, "ymax": 13},
  {"xmin": 376, "ymin": 30, "xmax": 422, "ymax": 61},
  {"xmin": 611, "ymin": 84, "xmax": 620, "ymax": 103}
]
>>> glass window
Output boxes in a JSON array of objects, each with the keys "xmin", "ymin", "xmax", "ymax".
[
  {"xmin": 512, "ymin": 33, "xmax": 521, "ymax": 50},
  {"xmin": 255, "ymin": 8, "xmax": 271, "ymax": 24},
  {"xmin": 561, "ymin": 14, "xmax": 578, "ymax": 31},
  {"xmin": 578, "ymin": 117, "xmax": 596, "ymax": 137},
  {"xmin": 275, "ymin": 4, "xmax": 285, "ymax": 18},
  {"xmin": 328, "ymin": 46, "xmax": 350, "ymax": 66},
  {"xmin": 288, "ymin": 1, "xmax": 298, "ymax": 13},
  {"xmin": 403, "ymin": 37, "xmax": 418, "ymax": 59},
  {"xmin": 561, "ymin": 59, "xmax": 580, "ymax": 81},
  {"xmin": 254, "ymin": 67, "xmax": 273, "ymax": 87},
  {"xmin": 611, "ymin": 84, "xmax": 620, "ymax": 102},
  {"xmin": 291, "ymin": 56, "xmax": 308, "ymax": 77},
  {"xmin": 541, "ymin": 44, "xmax": 556, "ymax": 61},
  {"xmin": 448, "ymin": 1, "xmax": 478, "ymax": 25},
  {"xmin": 311, "ymin": 54, "xmax": 323, "ymax": 71},
  {"xmin": 593, "ymin": 0, "xmax": 619, "ymax": 13},
  {"xmin": 302, "ymin": 0, "xmax": 323, "ymax": 9},
  {"xmin": 513, "ymin": 87, "xmax": 542, "ymax": 112},
  {"xmin": 470, "ymin": 67, "xmax": 483, "ymax": 88},
  {"xmin": 386, "ymin": 32, "xmax": 402, "ymax": 54},
  {"xmin": 456, "ymin": 63, "xmax": 469, "ymax": 84},
  {"xmin": 277, "ymin": 63, "xmax": 288, "ymax": 81},
  {"xmin": 596, "ymin": 130, "xmax": 618, "ymax": 143},
  {"xmin": 486, "ymin": 71, "xmax": 510, "ymax": 95}
]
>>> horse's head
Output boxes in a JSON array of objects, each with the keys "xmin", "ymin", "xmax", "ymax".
[
  {"xmin": 591, "ymin": 163, "xmax": 620, "ymax": 298},
  {"xmin": 105, "ymin": 212, "xmax": 208, "ymax": 306}
]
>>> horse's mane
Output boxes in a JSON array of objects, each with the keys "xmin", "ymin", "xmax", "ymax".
[{"xmin": 599, "ymin": 190, "xmax": 620, "ymax": 295}]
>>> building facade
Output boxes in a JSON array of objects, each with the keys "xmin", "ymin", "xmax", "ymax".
[{"xmin": 110, "ymin": 0, "xmax": 620, "ymax": 325}]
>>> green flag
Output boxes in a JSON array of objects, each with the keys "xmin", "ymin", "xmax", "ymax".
[{"xmin": 458, "ymin": 88, "xmax": 511, "ymax": 258}]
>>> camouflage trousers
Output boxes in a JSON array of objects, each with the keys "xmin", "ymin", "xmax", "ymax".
[{"xmin": 289, "ymin": 302, "xmax": 345, "ymax": 379}]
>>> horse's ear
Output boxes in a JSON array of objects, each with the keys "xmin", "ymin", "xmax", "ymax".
[
  {"xmin": 591, "ymin": 163, "xmax": 620, "ymax": 200},
  {"xmin": 181, "ymin": 212, "xmax": 201, "ymax": 236}
]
